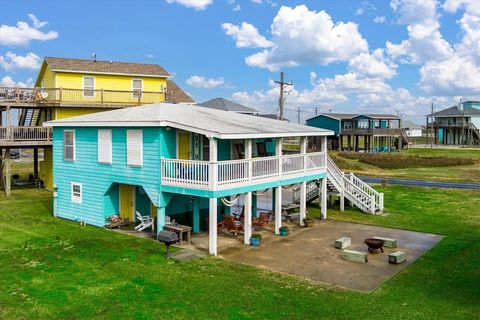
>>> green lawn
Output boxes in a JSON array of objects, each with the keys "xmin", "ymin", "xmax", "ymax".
[
  {"xmin": 1, "ymin": 186, "xmax": 479, "ymax": 319},
  {"xmin": 330, "ymin": 149, "xmax": 480, "ymax": 182}
]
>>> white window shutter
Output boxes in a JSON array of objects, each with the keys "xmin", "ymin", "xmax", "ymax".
[
  {"xmin": 127, "ymin": 130, "xmax": 143, "ymax": 166},
  {"xmin": 98, "ymin": 129, "xmax": 112, "ymax": 164}
]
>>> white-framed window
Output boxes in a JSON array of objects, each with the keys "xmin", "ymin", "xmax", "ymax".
[
  {"xmin": 83, "ymin": 76, "xmax": 95, "ymax": 97},
  {"xmin": 71, "ymin": 182, "xmax": 82, "ymax": 204},
  {"xmin": 127, "ymin": 130, "xmax": 143, "ymax": 166},
  {"xmin": 98, "ymin": 129, "xmax": 112, "ymax": 164},
  {"xmin": 374, "ymin": 120, "xmax": 380, "ymax": 128},
  {"xmin": 343, "ymin": 121, "xmax": 353, "ymax": 129},
  {"xmin": 357, "ymin": 120, "xmax": 369, "ymax": 129},
  {"xmin": 64, "ymin": 130, "xmax": 75, "ymax": 161},
  {"xmin": 132, "ymin": 79, "xmax": 143, "ymax": 98}
]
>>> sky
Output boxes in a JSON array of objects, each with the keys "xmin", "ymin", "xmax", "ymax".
[{"xmin": 1, "ymin": 0, "xmax": 480, "ymax": 124}]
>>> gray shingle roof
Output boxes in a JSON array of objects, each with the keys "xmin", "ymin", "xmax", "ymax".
[
  {"xmin": 44, "ymin": 57, "xmax": 170, "ymax": 77},
  {"xmin": 430, "ymin": 106, "xmax": 480, "ymax": 117},
  {"xmin": 198, "ymin": 98, "xmax": 259, "ymax": 113},
  {"xmin": 45, "ymin": 103, "xmax": 332, "ymax": 139},
  {"xmin": 308, "ymin": 113, "xmax": 400, "ymax": 121}
]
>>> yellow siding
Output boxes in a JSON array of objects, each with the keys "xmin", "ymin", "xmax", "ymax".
[
  {"xmin": 55, "ymin": 108, "xmax": 108, "ymax": 120},
  {"xmin": 39, "ymin": 148, "xmax": 53, "ymax": 190},
  {"xmin": 55, "ymin": 72, "xmax": 167, "ymax": 105}
]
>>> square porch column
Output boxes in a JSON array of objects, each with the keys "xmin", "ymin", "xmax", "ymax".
[
  {"xmin": 244, "ymin": 139, "xmax": 253, "ymax": 245},
  {"xmin": 193, "ymin": 198, "xmax": 200, "ymax": 234},
  {"xmin": 209, "ymin": 198, "xmax": 218, "ymax": 256},
  {"xmin": 275, "ymin": 138, "xmax": 282, "ymax": 234},
  {"xmin": 156, "ymin": 207, "xmax": 166, "ymax": 234},
  {"xmin": 299, "ymin": 136, "xmax": 307, "ymax": 226},
  {"xmin": 321, "ymin": 136, "xmax": 328, "ymax": 219}
]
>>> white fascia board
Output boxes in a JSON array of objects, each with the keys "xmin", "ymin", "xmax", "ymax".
[{"xmin": 49, "ymin": 69, "xmax": 169, "ymax": 78}]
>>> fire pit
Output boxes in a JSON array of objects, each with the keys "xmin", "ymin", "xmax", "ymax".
[
  {"xmin": 157, "ymin": 230, "xmax": 179, "ymax": 258},
  {"xmin": 364, "ymin": 238, "xmax": 384, "ymax": 253}
]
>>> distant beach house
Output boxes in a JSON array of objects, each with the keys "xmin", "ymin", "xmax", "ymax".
[
  {"xmin": 0, "ymin": 57, "xmax": 193, "ymax": 195},
  {"xmin": 428, "ymin": 102, "xmax": 480, "ymax": 145},
  {"xmin": 306, "ymin": 113, "xmax": 409, "ymax": 152},
  {"xmin": 44, "ymin": 103, "xmax": 384, "ymax": 255},
  {"xmin": 402, "ymin": 120, "xmax": 423, "ymax": 138},
  {"xmin": 198, "ymin": 97, "xmax": 280, "ymax": 120}
]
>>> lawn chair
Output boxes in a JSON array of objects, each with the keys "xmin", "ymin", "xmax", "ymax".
[
  {"xmin": 234, "ymin": 143, "xmax": 245, "ymax": 159},
  {"xmin": 253, "ymin": 212, "xmax": 271, "ymax": 227},
  {"xmin": 223, "ymin": 215, "xmax": 244, "ymax": 236},
  {"xmin": 135, "ymin": 211, "xmax": 154, "ymax": 232},
  {"xmin": 204, "ymin": 217, "xmax": 226, "ymax": 229}
]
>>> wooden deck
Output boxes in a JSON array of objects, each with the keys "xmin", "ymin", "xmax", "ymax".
[
  {"xmin": 0, "ymin": 86, "xmax": 168, "ymax": 108},
  {"xmin": 0, "ymin": 127, "xmax": 52, "ymax": 147}
]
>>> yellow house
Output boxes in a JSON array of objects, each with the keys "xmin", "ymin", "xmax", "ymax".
[{"xmin": 29, "ymin": 57, "xmax": 194, "ymax": 190}]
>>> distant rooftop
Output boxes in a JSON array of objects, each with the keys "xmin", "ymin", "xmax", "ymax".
[
  {"xmin": 402, "ymin": 120, "xmax": 422, "ymax": 130},
  {"xmin": 44, "ymin": 57, "xmax": 171, "ymax": 77},
  {"xmin": 430, "ymin": 106, "xmax": 480, "ymax": 117},
  {"xmin": 198, "ymin": 98, "xmax": 259, "ymax": 114},
  {"xmin": 307, "ymin": 112, "xmax": 400, "ymax": 121}
]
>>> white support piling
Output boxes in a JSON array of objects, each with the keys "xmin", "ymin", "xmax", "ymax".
[
  {"xmin": 274, "ymin": 186, "xmax": 282, "ymax": 234},
  {"xmin": 244, "ymin": 192, "xmax": 252, "ymax": 245},
  {"xmin": 321, "ymin": 177, "xmax": 327, "ymax": 219},
  {"xmin": 208, "ymin": 198, "xmax": 218, "ymax": 256}
]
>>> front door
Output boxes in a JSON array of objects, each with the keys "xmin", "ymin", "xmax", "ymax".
[
  {"xmin": 178, "ymin": 132, "xmax": 191, "ymax": 160},
  {"xmin": 119, "ymin": 185, "xmax": 135, "ymax": 221}
]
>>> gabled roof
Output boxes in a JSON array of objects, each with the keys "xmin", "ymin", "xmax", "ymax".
[
  {"xmin": 45, "ymin": 103, "xmax": 332, "ymax": 139},
  {"xmin": 44, "ymin": 57, "xmax": 170, "ymax": 77},
  {"xmin": 430, "ymin": 106, "xmax": 480, "ymax": 117},
  {"xmin": 402, "ymin": 120, "xmax": 422, "ymax": 130},
  {"xmin": 166, "ymin": 80, "xmax": 194, "ymax": 104},
  {"xmin": 198, "ymin": 98, "xmax": 259, "ymax": 114}
]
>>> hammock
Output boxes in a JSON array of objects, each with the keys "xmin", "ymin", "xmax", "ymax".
[
  {"xmin": 253, "ymin": 189, "xmax": 269, "ymax": 196},
  {"xmin": 220, "ymin": 195, "xmax": 240, "ymax": 207}
]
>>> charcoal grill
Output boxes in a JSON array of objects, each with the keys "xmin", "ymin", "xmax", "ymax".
[
  {"xmin": 157, "ymin": 230, "xmax": 179, "ymax": 258},
  {"xmin": 364, "ymin": 238, "xmax": 384, "ymax": 253}
]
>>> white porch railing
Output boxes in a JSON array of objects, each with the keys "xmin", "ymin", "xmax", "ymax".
[
  {"xmin": 0, "ymin": 126, "xmax": 52, "ymax": 142},
  {"xmin": 161, "ymin": 152, "xmax": 327, "ymax": 191}
]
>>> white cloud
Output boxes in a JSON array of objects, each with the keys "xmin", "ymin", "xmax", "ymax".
[
  {"xmin": 0, "ymin": 76, "xmax": 34, "ymax": 88},
  {"xmin": 373, "ymin": 16, "xmax": 386, "ymax": 23},
  {"xmin": 186, "ymin": 75, "xmax": 224, "ymax": 88},
  {"xmin": 419, "ymin": 56, "xmax": 480, "ymax": 95},
  {"xmin": 165, "ymin": 0, "xmax": 212, "ymax": 10},
  {"xmin": 0, "ymin": 51, "xmax": 42, "ymax": 70},
  {"xmin": 347, "ymin": 49, "xmax": 397, "ymax": 79},
  {"xmin": 387, "ymin": 0, "xmax": 453, "ymax": 64},
  {"xmin": 233, "ymin": 4, "xmax": 241, "ymax": 11},
  {"xmin": 145, "ymin": 53, "xmax": 155, "ymax": 58},
  {"xmin": 222, "ymin": 22, "xmax": 273, "ymax": 48},
  {"xmin": 443, "ymin": 0, "xmax": 480, "ymax": 15},
  {"xmin": 0, "ymin": 14, "xmax": 58, "ymax": 46},
  {"xmin": 355, "ymin": 2, "xmax": 377, "ymax": 16},
  {"xmin": 238, "ymin": 5, "xmax": 369, "ymax": 71}
]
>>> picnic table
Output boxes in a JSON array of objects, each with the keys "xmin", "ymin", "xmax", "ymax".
[{"xmin": 164, "ymin": 224, "xmax": 192, "ymax": 246}]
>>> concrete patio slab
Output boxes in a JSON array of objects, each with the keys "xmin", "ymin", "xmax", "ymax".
[{"xmin": 220, "ymin": 220, "xmax": 443, "ymax": 292}]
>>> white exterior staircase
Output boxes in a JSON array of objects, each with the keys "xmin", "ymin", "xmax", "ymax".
[{"xmin": 326, "ymin": 154, "xmax": 384, "ymax": 214}]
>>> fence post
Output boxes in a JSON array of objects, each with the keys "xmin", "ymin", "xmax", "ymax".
[
  {"xmin": 370, "ymin": 195, "xmax": 376, "ymax": 214},
  {"xmin": 58, "ymin": 88, "xmax": 62, "ymax": 102},
  {"xmin": 101, "ymin": 89, "xmax": 104, "ymax": 105},
  {"xmin": 379, "ymin": 193, "xmax": 384, "ymax": 212},
  {"xmin": 138, "ymin": 91, "xmax": 141, "ymax": 105}
]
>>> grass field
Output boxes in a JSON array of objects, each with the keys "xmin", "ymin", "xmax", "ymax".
[
  {"xmin": 1, "ymin": 186, "xmax": 479, "ymax": 319},
  {"xmin": 330, "ymin": 148, "xmax": 480, "ymax": 182}
]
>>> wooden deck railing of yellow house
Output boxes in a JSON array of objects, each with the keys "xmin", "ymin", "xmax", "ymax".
[
  {"xmin": 0, "ymin": 87, "xmax": 167, "ymax": 107},
  {"xmin": 0, "ymin": 126, "xmax": 52, "ymax": 146}
]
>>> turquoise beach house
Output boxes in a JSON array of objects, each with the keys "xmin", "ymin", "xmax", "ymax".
[{"xmin": 45, "ymin": 103, "xmax": 382, "ymax": 255}]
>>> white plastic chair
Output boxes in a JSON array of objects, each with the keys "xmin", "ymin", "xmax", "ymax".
[{"xmin": 134, "ymin": 211, "xmax": 154, "ymax": 232}]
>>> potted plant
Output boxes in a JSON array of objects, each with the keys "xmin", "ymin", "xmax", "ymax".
[
  {"xmin": 250, "ymin": 233, "xmax": 262, "ymax": 246},
  {"xmin": 303, "ymin": 217, "xmax": 314, "ymax": 227},
  {"xmin": 279, "ymin": 226, "xmax": 289, "ymax": 236}
]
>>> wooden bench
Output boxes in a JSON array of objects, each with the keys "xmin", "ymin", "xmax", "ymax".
[
  {"xmin": 342, "ymin": 250, "xmax": 368, "ymax": 263},
  {"xmin": 389, "ymin": 251, "xmax": 406, "ymax": 264},
  {"xmin": 373, "ymin": 236, "xmax": 397, "ymax": 248},
  {"xmin": 335, "ymin": 237, "xmax": 351, "ymax": 249}
]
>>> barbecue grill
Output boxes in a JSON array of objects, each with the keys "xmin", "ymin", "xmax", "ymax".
[
  {"xmin": 364, "ymin": 238, "xmax": 385, "ymax": 253},
  {"xmin": 157, "ymin": 230, "xmax": 179, "ymax": 258}
]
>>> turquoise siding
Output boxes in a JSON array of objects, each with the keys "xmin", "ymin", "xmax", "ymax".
[
  {"xmin": 53, "ymin": 127, "xmax": 162, "ymax": 227},
  {"xmin": 307, "ymin": 116, "xmax": 340, "ymax": 135}
]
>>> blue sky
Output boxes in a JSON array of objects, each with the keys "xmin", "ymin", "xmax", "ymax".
[{"xmin": 1, "ymin": 0, "xmax": 479, "ymax": 123}]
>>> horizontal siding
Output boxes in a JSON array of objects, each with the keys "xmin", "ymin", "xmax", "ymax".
[{"xmin": 53, "ymin": 127, "xmax": 161, "ymax": 226}]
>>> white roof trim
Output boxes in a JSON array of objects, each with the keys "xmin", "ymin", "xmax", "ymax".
[{"xmin": 50, "ymin": 69, "xmax": 170, "ymax": 78}]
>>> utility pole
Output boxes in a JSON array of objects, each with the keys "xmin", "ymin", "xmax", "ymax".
[
  {"xmin": 297, "ymin": 107, "xmax": 301, "ymax": 124},
  {"xmin": 315, "ymin": 107, "xmax": 318, "ymax": 116},
  {"xmin": 274, "ymin": 72, "xmax": 292, "ymax": 120}
]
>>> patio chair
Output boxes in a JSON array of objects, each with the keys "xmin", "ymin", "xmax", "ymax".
[
  {"xmin": 134, "ymin": 211, "xmax": 154, "ymax": 232},
  {"xmin": 253, "ymin": 212, "xmax": 270, "ymax": 227},
  {"xmin": 234, "ymin": 143, "xmax": 245, "ymax": 159},
  {"xmin": 204, "ymin": 217, "xmax": 226, "ymax": 229},
  {"xmin": 256, "ymin": 142, "xmax": 274, "ymax": 157},
  {"xmin": 223, "ymin": 215, "xmax": 244, "ymax": 236}
]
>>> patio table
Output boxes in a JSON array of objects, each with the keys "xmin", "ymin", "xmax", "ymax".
[{"xmin": 165, "ymin": 224, "xmax": 192, "ymax": 246}]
